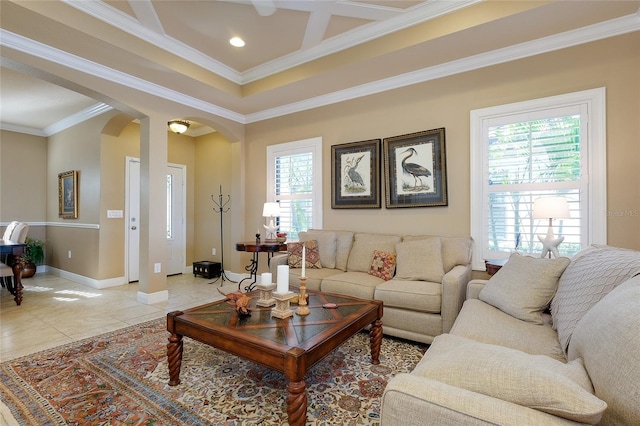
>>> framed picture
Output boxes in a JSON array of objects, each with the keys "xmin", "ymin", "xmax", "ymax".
[
  {"xmin": 58, "ymin": 170, "xmax": 78, "ymax": 219},
  {"xmin": 384, "ymin": 128, "xmax": 447, "ymax": 208},
  {"xmin": 331, "ymin": 139, "xmax": 381, "ymax": 209}
]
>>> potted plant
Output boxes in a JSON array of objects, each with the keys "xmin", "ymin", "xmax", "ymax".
[{"xmin": 21, "ymin": 237, "xmax": 45, "ymax": 278}]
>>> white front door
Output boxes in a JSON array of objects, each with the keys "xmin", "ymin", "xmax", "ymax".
[{"xmin": 126, "ymin": 158, "xmax": 186, "ymax": 282}]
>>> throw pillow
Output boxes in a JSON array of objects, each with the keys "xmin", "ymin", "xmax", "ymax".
[
  {"xmin": 368, "ymin": 250, "xmax": 396, "ymax": 280},
  {"xmin": 567, "ymin": 275, "xmax": 640, "ymax": 425},
  {"xmin": 479, "ymin": 253, "xmax": 570, "ymax": 324},
  {"xmin": 299, "ymin": 230, "xmax": 337, "ymax": 269},
  {"xmin": 395, "ymin": 238, "xmax": 444, "ymax": 282},
  {"xmin": 551, "ymin": 244, "xmax": 640, "ymax": 353},
  {"xmin": 287, "ymin": 240, "xmax": 322, "ymax": 269},
  {"xmin": 346, "ymin": 233, "xmax": 401, "ymax": 272},
  {"xmin": 414, "ymin": 334, "xmax": 607, "ymax": 424}
]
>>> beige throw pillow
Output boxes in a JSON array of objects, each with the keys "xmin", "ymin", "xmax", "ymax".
[
  {"xmin": 395, "ymin": 238, "xmax": 444, "ymax": 282},
  {"xmin": 346, "ymin": 233, "xmax": 401, "ymax": 272},
  {"xmin": 299, "ymin": 230, "xmax": 337, "ymax": 269},
  {"xmin": 415, "ymin": 334, "xmax": 606, "ymax": 424},
  {"xmin": 479, "ymin": 253, "xmax": 570, "ymax": 324},
  {"xmin": 551, "ymin": 244, "xmax": 640, "ymax": 353}
]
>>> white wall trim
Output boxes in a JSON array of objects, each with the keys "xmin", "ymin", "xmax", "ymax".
[
  {"xmin": 43, "ymin": 266, "xmax": 127, "ymax": 289},
  {"xmin": 136, "ymin": 289, "xmax": 169, "ymax": 305}
]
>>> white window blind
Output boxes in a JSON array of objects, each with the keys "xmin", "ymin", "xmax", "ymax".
[
  {"xmin": 470, "ymin": 88, "xmax": 606, "ymax": 270},
  {"xmin": 267, "ymin": 137, "xmax": 322, "ymax": 240}
]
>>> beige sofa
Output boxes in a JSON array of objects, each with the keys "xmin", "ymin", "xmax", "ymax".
[
  {"xmin": 381, "ymin": 245, "xmax": 640, "ymax": 425},
  {"xmin": 269, "ymin": 230, "xmax": 473, "ymax": 344}
]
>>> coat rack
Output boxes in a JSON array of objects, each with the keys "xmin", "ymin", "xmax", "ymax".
[{"xmin": 210, "ymin": 185, "xmax": 234, "ymax": 285}]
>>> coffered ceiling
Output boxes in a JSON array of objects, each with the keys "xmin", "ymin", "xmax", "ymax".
[{"xmin": 1, "ymin": 0, "xmax": 639, "ymax": 136}]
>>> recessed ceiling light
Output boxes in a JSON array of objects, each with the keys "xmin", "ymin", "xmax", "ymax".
[{"xmin": 229, "ymin": 37, "xmax": 245, "ymax": 47}]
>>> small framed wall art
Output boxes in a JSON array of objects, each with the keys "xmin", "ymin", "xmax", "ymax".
[
  {"xmin": 331, "ymin": 139, "xmax": 381, "ymax": 209},
  {"xmin": 58, "ymin": 170, "xmax": 78, "ymax": 219},
  {"xmin": 384, "ymin": 128, "xmax": 447, "ymax": 208}
]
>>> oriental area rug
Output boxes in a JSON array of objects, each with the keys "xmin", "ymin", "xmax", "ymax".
[{"xmin": 0, "ymin": 318, "xmax": 427, "ymax": 425}]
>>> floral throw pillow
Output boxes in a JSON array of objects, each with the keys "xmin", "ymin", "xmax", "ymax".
[
  {"xmin": 287, "ymin": 240, "xmax": 322, "ymax": 269},
  {"xmin": 368, "ymin": 250, "xmax": 397, "ymax": 280}
]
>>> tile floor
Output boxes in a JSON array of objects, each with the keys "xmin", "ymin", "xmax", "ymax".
[{"xmin": 0, "ymin": 272, "xmax": 241, "ymax": 362}]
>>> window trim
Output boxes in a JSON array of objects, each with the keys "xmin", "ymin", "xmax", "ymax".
[
  {"xmin": 470, "ymin": 88, "xmax": 606, "ymax": 270},
  {"xmin": 266, "ymin": 136, "xmax": 323, "ymax": 232}
]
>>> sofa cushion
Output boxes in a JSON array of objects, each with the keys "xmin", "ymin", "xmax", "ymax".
[
  {"xmin": 479, "ymin": 253, "xmax": 570, "ymax": 324},
  {"xmin": 551, "ymin": 245, "xmax": 640, "ymax": 353},
  {"xmin": 321, "ymin": 271, "xmax": 383, "ymax": 299},
  {"xmin": 288, "ymin": 267, "xmax": 342, "ymax": 291},
  {"xmin": 395, "ymin": 238, "xmax": 444, "ymax": 282},
  {"xmin": 368, "ymin": 250, "xmax": 397, "ymax": 280},
  {"xmin": 299, "ymin": 230, "xmax": 337, "ymax": 269},
  {"xmin": 451, "ymin": 299, "xmax": 565, "ymax": 361},
  {"xmin": 375, "ymin": 279, "xmax": 441, "ymax": 313},
  {"xmin": 346, "ymin": 233, "xmax": 401, "ymax": 273},
  {"xmin": 403, "ymin": 235, "xmax": 472, "ymax": 273},
  {"xmin": 287, "ymin": 240, "xmax": 321, "ymax": 269},
  {"xmin": 568, "ymin": 275, "xmax": 640, "ymax": 425},
  {"xmin": 414, "ymin": 334, "xmax": 607, "ymax": 424}
]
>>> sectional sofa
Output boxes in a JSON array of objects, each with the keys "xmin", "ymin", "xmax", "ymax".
[
  {"xmin": 269, "ymin": 229, "xmax": 473, "ymax": 344},
  {"xmin": 381, "ymin": 245, "xmax": 640, "ymax": 425}
]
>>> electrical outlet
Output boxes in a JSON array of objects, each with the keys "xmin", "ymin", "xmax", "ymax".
[
  {"xmin": 154, "ymin": 263, "xmax": 161, "ymax": 273},
  {"xmin": 212, "ymin": 248, "xmax": 216, "ymax": 256},
  {"xmin": 68, "ymin": 250, "xmax": 72, "ymax": 259}
]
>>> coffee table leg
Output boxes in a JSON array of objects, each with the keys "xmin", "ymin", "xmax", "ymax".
[
  {"xmin": 286, "ymin": 380, "xmax": 307, "ymax": 426},
  {"xmin": 167, "ymin": 332, "xmax": 183, "ymax": 386},
  {"xmin": 369, "ymin": 319, "xmax": 382, "ymax": 365}
]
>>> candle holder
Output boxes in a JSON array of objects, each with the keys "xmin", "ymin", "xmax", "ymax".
[
  {"xmin": 295, "ymin": 277, "xmax": 310, "ymax": 316},
  {"xmin": 271, "ymin": 291, "xmax": 295, "ymax": 319},
  {"xmin": 256, "ymin": 282, "xmax": 276, "ymax": 307}
]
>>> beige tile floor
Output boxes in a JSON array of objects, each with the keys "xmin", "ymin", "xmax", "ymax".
[{"xmin": 0, "ymin": 272, "xmax": 241, "ymax": 362}]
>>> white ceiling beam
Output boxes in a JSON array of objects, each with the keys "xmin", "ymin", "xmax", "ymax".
[
  {"xmin": 301, "ymin": 2, "xmax": 335, "ymax": 49},
  {"xmin": 127, "ymin": 0, "xmax": 165, "ymax": 35}
]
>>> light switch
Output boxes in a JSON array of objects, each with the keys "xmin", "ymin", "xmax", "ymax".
[{"xmin": 107, "ymin": 210, "xmax": 123, "ymax": 218}]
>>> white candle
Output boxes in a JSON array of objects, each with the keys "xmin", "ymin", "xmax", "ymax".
[
  {"xmin": 261, "ymin": 272, "xmax": 272, "ymax": 285},
  {"xmin": 277, "ymin": 265, "xmax": 289, "ymax": 293},
  {"xmin": 301, "ymin": 245, "xmax": 306, "ymax": 277}
]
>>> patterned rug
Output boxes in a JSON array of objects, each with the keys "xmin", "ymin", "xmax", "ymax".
[{"xmin": 0, "ymin": 318, "xmax": 427, "ymax": 425}]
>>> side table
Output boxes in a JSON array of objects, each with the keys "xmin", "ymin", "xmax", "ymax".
[
  {"xmin": 235, "ymin": 241, "xmax": 287, "ymax": 292},
  {"xmin": 484, "ymin": 258, "xmax": 508, "ymax": 276}
]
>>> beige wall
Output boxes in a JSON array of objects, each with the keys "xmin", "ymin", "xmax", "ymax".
[
  {"xmin": 0, "ymin": 130, "xmax": 48, "ymax": 244},
  {"xmin": 244, "ymin": 33, "xmax": 640, "ymax": 253},
  {"xmin": 1, "ymin": 33, "xmax": 638, "ymax": 283}
]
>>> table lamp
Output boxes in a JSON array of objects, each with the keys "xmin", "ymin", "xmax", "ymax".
[
  {"xmin": 533, "ymin": 196, "xmax": 570, "ymax": 258},
  {"xmin": 262, "ymin": 202, "xmax": 280, "ymax": 241}
]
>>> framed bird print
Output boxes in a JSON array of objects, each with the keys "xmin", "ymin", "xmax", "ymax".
[
  {"xmin": 331, "ymin": 139, "xmax": 381, "ymax": 209},
  {"xmin": 384, "ymin": 128, "xmax": 448, "ymax": 208}
]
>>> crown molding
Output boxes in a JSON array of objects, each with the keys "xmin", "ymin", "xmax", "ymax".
[
  {"xmin": 246, "ymin": 10, "xmax": 640, "ymax": 123},
  {"xmin": 62, "ymin": 0, "xmax": 241, "ymax": 83},
  {"xmin": 0, "ymin": 29, "xmax": 246, "ymax": 124},
  {"xmin": 0, "ymin": 123, "xmax": 47, "ymax": 137},
  {"xmin": 1, "ymin": 10, "xmax": 638, "ymax": 130},
  {"xmin": 64, "ymin": 0, "xmax": 481, "ymax": 85},
  {"xmin": 240, "ymin": 0, "xmax": 482, "ymax": 83},
  {"xmin": 43, "ymin": 102, "xmax": 113, "ymax": 136}
]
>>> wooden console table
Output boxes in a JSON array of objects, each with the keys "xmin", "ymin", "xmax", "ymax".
[{"xmin": 235, "ymin": 241, "xmax": 286, "ymax": 291}]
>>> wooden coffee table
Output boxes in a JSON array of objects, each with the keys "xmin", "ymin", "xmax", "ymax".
[{"xmin": 167, "ymin": 290, "xmax": 383, "ymax": 425}]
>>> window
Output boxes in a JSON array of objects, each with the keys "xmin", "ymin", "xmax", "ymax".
[
  {"xmin": 470, "ymin": 88, "xmax": 606, "ymax": 270},
  {"xmin": 267, "ymin": 137, "xmax": 323, "ymax": 240}
]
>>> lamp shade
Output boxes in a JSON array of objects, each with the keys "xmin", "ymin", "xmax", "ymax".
[
  {"xmin": 168, "ymin": 120, "xmax": 190, "ymax": 134},
  {"xmin": 532, "ymin": 197, "xmax": 570, "ymax": 220},
  {"xmin": 262, "ymin": 202, "xmax": 280, "ymax": 217}
]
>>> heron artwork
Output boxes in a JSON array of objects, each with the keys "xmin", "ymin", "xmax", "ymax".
[
  {"xmin": 344, "ymin": 154, "xmax": 366, "ymax": 193},
  {"xmin": 400, "ymin": 147, "xmax": 432, "ymax": 191}
]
